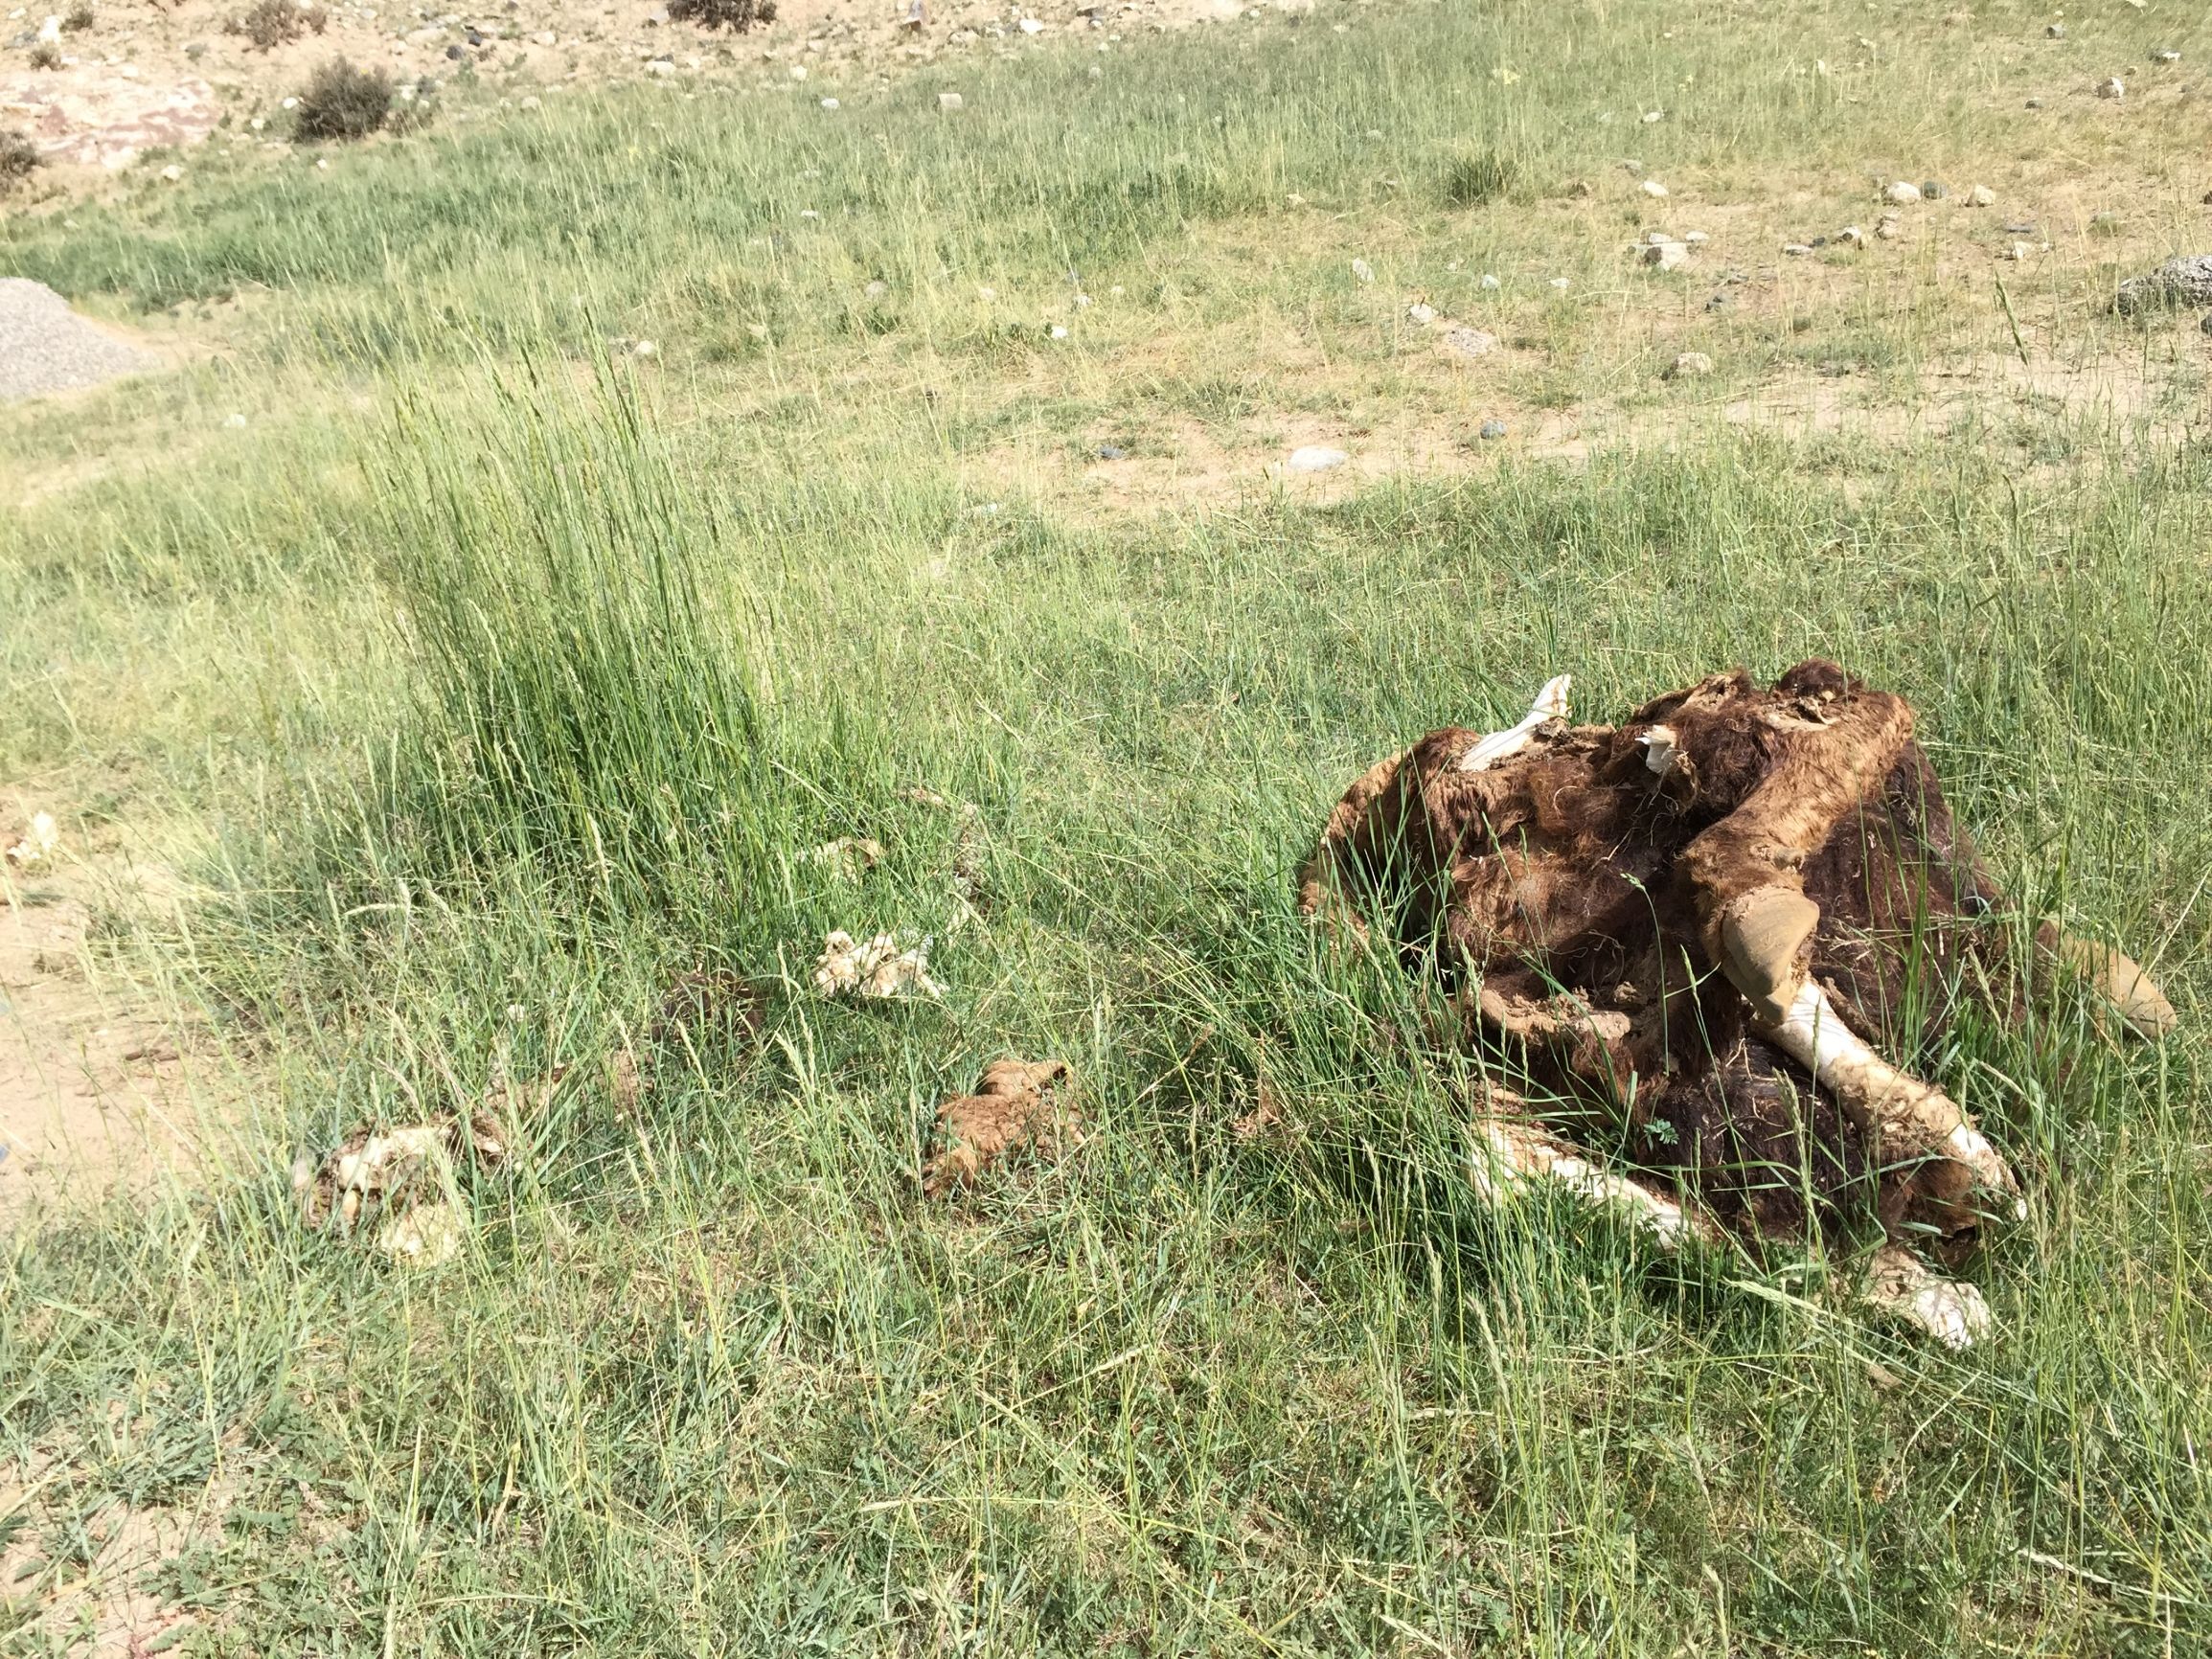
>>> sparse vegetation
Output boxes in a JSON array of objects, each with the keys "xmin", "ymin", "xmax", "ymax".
[
  {"xmin": 667, "ymin": 0, "xmax": 776, "ymax": 31},
  {"xmin": 26, "ymin": 38, "xmax": 61, "ymax": 68},
  {"xmin": 1442, "ymin": 146, "xmax": 1518, "ymax": 206},
  {"xmin": 291, "ymin": 57, "xmax": 395, "ymax": 142},
  {"xmin": 0, "ymin": 125, "xmax": 39, "ymax": 189},
  {"xmin": 230, "ymin": 0, "xmax": 327, "ymax": 51},
  {"xmin": 2, "ymin": 0, "xmax": 2210, "ymax": 1651},
  {"xmin": 60, "ymin": 0, "xmax": 94, "ymax": 33}
]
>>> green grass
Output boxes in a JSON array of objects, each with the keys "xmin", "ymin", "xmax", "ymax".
[{"xmin": 4, "ymin": 0, "xmax": 2212, "ymax": 1651}]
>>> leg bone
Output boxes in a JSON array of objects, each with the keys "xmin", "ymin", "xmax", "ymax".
[
  {"xmin": 1471, "ymin": 1112, "xmax": 1716, "ymax": 1250},
  {"xmin": 1862, "ymin": 1242, "xmax": 1994, "ymax": 1350},
  {"xmin": 1457, "ymin": 674, "xmax": 1572, "ymax": 773}
]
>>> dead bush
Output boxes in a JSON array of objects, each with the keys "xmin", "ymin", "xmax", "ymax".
[
  {"xmin": 28, "ymin": 39, "xmax": 62, "ymax": 68},
  {"xmin": 667, "ymin": 0, "xmax": 777, "ymax": 31},
  {"xmin": 293, "ymin": 57, "xmax": 393, "ymax": 141},
  {"xmin": 62, "ymin": 0, "xmax": 95, "ymax": 31},
  {"xmin": 231, "ymin": 0, "xmax": 328, "ymax": 51},
  {"xmin": 1, "ymin": 126, "xmax": 41, "ymax": 190}
]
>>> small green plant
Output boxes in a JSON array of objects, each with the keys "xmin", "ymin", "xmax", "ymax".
[
  {"xmin": 1442, "ymin": 148, "xmax": 1518, "ymax": 207},
  {"xmin": 292, "ymin": 57, "xmax": 394, "ymax": 141},
  {"xmin": 0, "ymin": 125, "xmax": 40, "ymax": 189},
  {"xmin": 61, "ymin": 1, "xmax": 95, "ymax": 33},
  {"xmin": 232, "ymin": 0, "xmax": 327, "ymax": 52},
  {"xmin": 667, "ymin": 0, "xmax": 777, "ymax": 31}
]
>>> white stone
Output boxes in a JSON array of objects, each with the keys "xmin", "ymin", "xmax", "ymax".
[
  {"xmin": 1876, "ymin": 214, "xmax": 1904, "ymax": 239},
  {"xmin": 1969, "ymin": 184, "xmax": 1995, "ymax": 206},
  {"xmin": 787, "ymin": 61, "xmax": 807, "ymax": 79},
  {"xmin": 938, "ymin": 90, "xmax": 964, "ymax": 110},
  {"xmin": 159, "ymin": 163, "xmax": 183, "ymax": 181},
  {"xmin": 820, "ymin": 96, "xmax": 838, "ymax": 108},
  {"xmin": 1885, "ymin": 180, "xmax": 1921, "ymax": 204},
  {"xmin": 1018, "ymin": 14, "xmax": 1043, "ymax": 30},
  {"xmin": 1669, "ymin": 351, "xmax": 1714, "ymax": 377},
  {"xmin": 518, "ymin": 94, "xmax": 540, "ymax": 109},
  {"xmin": 647, "ymin": 57, "xmax": 674, "ymax": 74},
  {"xmin": 1287, "ymin": 445, "xmax": 1349, "ymax": 473},
  {"xmin": 1640, "ymin": 178, "xmax": 1668, "ymax": 198},
  {"xmin": 1682, "ymin": 229, "xmax": 1709, "ymax": 244},
  {"xmin": 1479, "ymin": 272, "xmax": 1500, "ymax": 289},
  {"xmin": 1350, "ymin": 257, "xmax": 1374, "ymax": 283},
  {"xmin": 2095, "ymin": 77, "xmax": 2123, "ymax": 99},
  {"xmin": 1835, "ymin": 224, "xmax": 1865, "ymax": 246},
  {"xmin": 1548, "ymin": 277, "xmax": 1570, "ymax": 291},
  {"xmin": 1406, "ymin": 301, "xmax": 1435, "ymax": 325},
  {"xmin": 1642, "ymin": 239, "xmax": 1690, "ymax": 270}
]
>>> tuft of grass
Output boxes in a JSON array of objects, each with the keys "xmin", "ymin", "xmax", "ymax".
[
  {"xmin": 668, "ymin": 0, "xmax": 777, "ymax": 30},
  {"xmin": 0, "ymin": 125, "xmax": 38, "ymax": 189},
  {"xmin": 231, "ymin": 0, "xmax": 327, "ymax": 52},
  {"xmin": 1442, "ymin": 146, "xmax": 1519, "ymax": 207}
]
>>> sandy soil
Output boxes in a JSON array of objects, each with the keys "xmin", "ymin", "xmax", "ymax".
[{"xmin": 3, "ymin": 0, "xmax": 1279, "ymax": 179}]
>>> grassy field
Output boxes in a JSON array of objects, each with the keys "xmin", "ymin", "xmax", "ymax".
[{"xmin": 4, "ymin": 0, "xmax": 2212, "ymax": 1651}]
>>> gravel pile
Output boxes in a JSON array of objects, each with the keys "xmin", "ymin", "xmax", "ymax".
[{"xmin": 0, "ymin": 279, "xmax": 158, "ymax": 400}]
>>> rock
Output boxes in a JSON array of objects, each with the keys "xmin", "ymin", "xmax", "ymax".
[
  {"xmin": 1876, "ymin": 214, "xmax": 1904, "ymax": 239},
  {"xmin": 1287, "ymin": 445, "xmax": 1349, "ymax": 473},
  {"xmin": 1443, "ymin": 325, "xmax": 1497, "ymax": 358},
  {"xmin": 938, "ymin": 90, "xmax": 963, "ymax": 110},
  {"xmin": 1548, "ymin": 277, "xmax": 1571, "ymax": 291},
  {"xmin": 1683, "ymin": 229, "xmax": 1709, "ymax": 244},
  {"xmin": 1705, "ymin": 289, "xmax": 1733, "ymax": 311},
  {"xmin": 1640, "ymin": 178, "xmax": 1668, "ymax": 198},
  {"xmin": 2003, "ymin": 220, "xmax": 2037, "ymax": 234},
  {"xmin": 1669, "ymin": 351, "xmax": 1714, "ymax": 377},
  {"xmin": 534, "ymin": 29, "xmax": 555, "ymax": 43},
  {"xmin": 2002, "ymin": 241, "xmax": 2031, "ymax": 261},
  {"xmin": 2203, "ymin": 190, "xmax": 2212, "ymax": 205},
  {"xmin": 1969, "ymin": 184, "xmax": 1995, "ymax": 206},
  {"xmin": 2026, "ymin": 97, "xmax": 2045, "ymax": 108},
  {"xmin": 1783, "ymin": 241, "xmax": 1814, "ymax": 257},
  {"xmin": 1885, "ymin": 180, "xmax": 1922, "ymax": 205},
  {"xmin": 2044, "ymin": 21, "xmax": 2064, "ymax": 37},
  {"xmin": 1477, "ymin": 419, "xmax": 1508, "ymax": 440},
  {"xmin": 1018, "ymin": 15, "xmax": 1043, "ymax": 31},
  {"xmin": 1350, "ymin": 258, "xmax": 1374, "ymax": 283},
  {"xmin": 864, "ymin": 279, "xmax": 889, "ymax": 298},
  {"xmin": 2154, "ymin": 49, "xmax": 2179, "ymax": 63},
  {"xmin": 1642, "ymin": 239, "xmax": 1690, "ymax": 270},
  {"xmin": 787, "ymin": 61, "xmax": 807, "ymax": 79},
  {"xmin": 159, "ymin": 163, "xmax": 182, "ymax": 181},
  {"xmin": 1096, "ymin": 443, "xmax": 1127, "ymax": 459},
  {"xmin": 2115, "ymin": 254, "xmax": 2212, "ymax": 313},
  {"xmin": 2095, "ymin": 77, "xmax": 2123, "ymax": 99},
  {"xmin": 1406, "ymin": 300, "xmax": 1436, "ymax": 325},
  {"xmin": 1835, "ymin": 224, "xmax": 1865, "ymax": 247},
  {"xmin": 1641, "ymin": 107, "xmax": 1663, "ymax": 123},
  {"xmin": 820, "ymin": 96, "xmax": 839, "ymax": 109},
  {"xmin": 1479, "ymin": 273, "xmax": 1501, "ymax": 289},
  {"xmin": 632, "ymin": 339, "xmax": 657, "ymax": 356},
  {"xmin": 518, "ymin": 94, "xmax": 540, "ymax": 109}
]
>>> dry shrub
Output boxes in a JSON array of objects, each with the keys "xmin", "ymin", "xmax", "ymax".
[
  {"xmin": 293, "ymin": 57, "xmax": 393, "ymax": 142},
  {"xmin": 668, "ymin": 0, "xmax": 777, "ymax": 31},
  {"xmin": 62, "ymin": 1, "xmax": 95, "ymax": 31},
  {"xmin": 28, "ymin": 39, "xmax": 62, "ymax": 68},
  {"xmin": 1, "ymin": 126, "xmax": 41, "ymax": 190},
  {"xmin": 232, "ymin": 0, "xmax": 328, "ymax": 51}
]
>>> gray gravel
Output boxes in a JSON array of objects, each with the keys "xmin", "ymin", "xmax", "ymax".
[{"xmin": 0, "ymin": 278, "xmax": 158, "ymax": 400}]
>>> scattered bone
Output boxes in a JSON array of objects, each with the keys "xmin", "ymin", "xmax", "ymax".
[
  {"xmin": 377, "ymin": 1199, "xmax": 465, "ymax": 1268},
  {"xmin": 295, "ymin": 1108, "xmax": 503, "ymax": 1265},
  {"xmin": 1456, "ymin": 673, "xmax": 1571, "ymax": 771},
  {"xmin": 4, "ymin": 809, "xmax": 59, "ymax": 869},
  {"xmin": 2039, "ymin": 927, "xmax": 2178, "ymax": 1038},
  {"xmin": 923, "ymin": 1057, "xmax": 1077, "ymax": 1196},
  {"xmin": 807, "ymin": 835, "xmax": 886, "ymax": 881},
  {"xmin": 1471, "ymin": 1093, "xmax": 1714, "ymax": 1249},
  {"xmin": 1862, "ymin": 1243, "xmax": 1992, "ymax": 1349},
  {"xmin": 813, "ymin": 929, "xmax": 943, "ymax": 998}
]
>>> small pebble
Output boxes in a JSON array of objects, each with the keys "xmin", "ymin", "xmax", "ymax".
[
  {"xmin": 1885, "ymin": 180, "xmax": 1921, "ymax": 205},
  {"xmin": 787, "ymin": 62, "xmax": 807, "ymax": 80},
  {"xmin": 1682, "ymin": 229, "xmax": 1709, "ymax": 244},
  {"xmin": 2096, "ymin": 77, "xmax": 2124, "ymax": 99},
  {"xmin": 820, "ymin": 97, "xmax": 838, "ymax": 109},
  {"xmin": 938, "ymin": 90, "xmax": 963, "ymax": 110},
  {"xmin": 1969, "ymin": 184, "xmax": 1995, "ymax": 206},
  {"xmin": 864, "ymin": 279, "xmax": 889, "ymax": 298},
  {"xmin": 2154, "ymin": 49, "xmax": 2179, "ymax": 63},
  {"xmin": 1287, "ymin": 445, "xmax": 1349, "ymax": 473},
  {"xmin": 1096, "ymin": 443, "xmax": 1127, "ymax": 460},
  {"xmin": 1643, "ymin": 239, "xmax": 1690, "ymax": 270},
  {"xmin": 1548, "ymin": 276, "xmax": 1571, "ymax": 291},
  {"xmin": 2026, "ymin": 97, "xmax": 2045, "ymax": 108},
  {"xmin": 1835, "ymin": 225, "xmax": 1865, "ymax": 247},
  {"xmin": 159, "ymin": 163, "xmax": 183, "ymax": 181},
  {"xmin": 2003, "ymin": 219, "xmax": 2037, "ymax": 234},
  {"xmin": 1783, "ymin": 241, "xmax": 1814, "ymax": 257},
  {"xmin": 1641, "ymin": 178, "xmax": 1668, "ymax": 198},
  {"xmin": 1350, "ymin": 258, "xmax": 1374, "ymax": 283},
  {"xmin": 632, "ymin": 339, "xmax": 656, "ymax": 356},
  {"xmin": 1477, "ymin": 419, "xmax": 1508, "ymax": 441},
  {"xmin": 2044, "ymin": 21, "xmax": 2064, "ymax": 38},
  {"xmin": 1876, "ymin": 214, "xmax": 1904, "ymax": 239},
  {"xmin": 1406, "ymin": 301, "xmax": 1436, "ymax": 325},
  {"xmin": 1018, "ymin": 15, "xmax": 1042, "ymax": 31},
  {"xmin": 223, "ymin": 412, "xmax": 248, "ymax": 428},
  {"xmin": 1479, "ymin": 273, "xmax": 1501, "ymax": 289},
  {"xmin": 1669, "ymin": 351, "xmax": 1714, "ymax": 377},
  {"xmin": 1048, "ymin": 324, "xmax": 1068, "ymax": 339}
]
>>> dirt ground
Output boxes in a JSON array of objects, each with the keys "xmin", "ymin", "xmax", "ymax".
[
  {"xmin": 3, "ymin": 0, "xmax": 1268, "ymax": 178},
  {"xmin": 0, "ymin": 804, "xmax": 218, "ymax": 1221}
]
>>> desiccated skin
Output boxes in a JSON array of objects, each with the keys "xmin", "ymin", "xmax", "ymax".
[
  {"xmin": 922, "ymin": 1058, "xmax": 1078, "ymax": 1198},
  {"xmin": 1302, "ymin": 661, "xmax": 2174, "ymax": 1331}
]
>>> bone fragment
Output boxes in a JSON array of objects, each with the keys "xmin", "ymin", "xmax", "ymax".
[
  {"xmin": 1471, "ymin": 1114, "xmax": 1712, "ymax": 1248},
  {"xmin": 2042, "ymin": 929, "xmax": 2178, "ymax": 1039},
  {"xmin": 1862, "ymin": 1242, "xmax": 1993, "ymax": 1349},
  {"xmin": 1762, "ymin": 979, "xmax": 2023, "ymax": 1217},
  {"xmin": 1457, "ymin": 674, "xmax": 1572, "ymax": 772},
  {"xmin": 1639, "ymin": 724, "xmax": 1678, "ymax": 776}
]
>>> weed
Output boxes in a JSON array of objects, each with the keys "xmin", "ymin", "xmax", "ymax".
[
  {"xmin": 292, "ymin": 57, "xmax": 394, "ymax": 142},
  {"xmin": 231, "ymin": 0, "xmax": 327, "ymax": 51},
  {"xmin": 27, "ymin": 38, "xmax": 60, "ymax": 68},
  {"xmin": 668, "ymin": 0, "xmax": 777, "ymax": 31},
  {"xmin": 0, "ymin": 126, "xmax": 38, "ymax": 189},
  {"xmin": 62, "ymin": 0, "xmax": 94, "ymax": 31}
]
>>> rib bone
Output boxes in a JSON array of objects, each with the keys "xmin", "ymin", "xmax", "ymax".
[
  {"xmin": 1862, "ymin": 1242, "xmax": 1994, "ymax": 1349},
  {"xmin": 1472, "ymin": 1113, "xmax": 1714, "ymax": 1249},
  {"xmin": 1457, "ymin": 674, "xmax": 1572, "ymax": 772}
]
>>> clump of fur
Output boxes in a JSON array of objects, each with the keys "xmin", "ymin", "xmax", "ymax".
[
  {"xmin": 668, "ymin": 0, "xmax": 777, "ymax": 31},
  {"xmin": 293, "ymin": 57, "xmax": 393, "ymax": 142}
]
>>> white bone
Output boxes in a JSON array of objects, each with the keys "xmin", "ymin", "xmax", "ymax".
[
  {"xmin": 1458, "ymin": 674, "xmax": 1572, "ymax": 772},
  {"xmin": 1862, "ymin": 1243, "xmax": 1994, "ymax": 1350},
  {"xmin": 1761, "ymin": 979, "xmax": 2024, "ymax": 1218},
  {"xmin": 1639, "ymin": 724, "xmax": 1678, "ymax": 776},
  {"xmin": 1471, "ymin": 1118, "xmax": 1703, "ymax": 1248}
]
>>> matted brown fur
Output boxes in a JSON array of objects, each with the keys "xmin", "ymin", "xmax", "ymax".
[{"xmin": 1301, "ymin": 661, "xmax": 2015, "ymax": 1258}]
